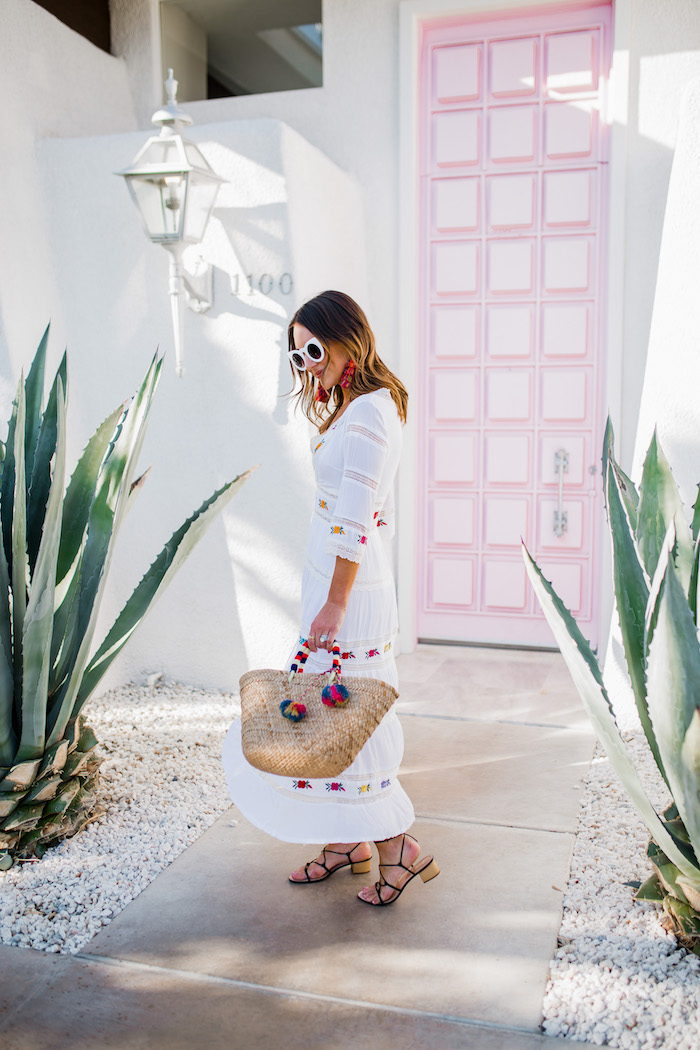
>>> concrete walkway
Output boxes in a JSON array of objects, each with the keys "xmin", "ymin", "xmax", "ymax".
[{"xmin": 1, "ymin": 645, "xmax": 595, "ymax": 1050}]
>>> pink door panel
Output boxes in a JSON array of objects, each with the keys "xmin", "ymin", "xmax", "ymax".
[{"xmin": 417, "ymin": 3, "xmax": 611, "ymax": 648}]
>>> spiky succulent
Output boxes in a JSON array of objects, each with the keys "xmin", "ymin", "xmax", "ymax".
[
  {"xmin": 0, "ymin": 329, "xmax": 252, "ymax": 868},
  {"xmin": 523, "ymin": 420, "xmax": 700, "ymax": 953}
]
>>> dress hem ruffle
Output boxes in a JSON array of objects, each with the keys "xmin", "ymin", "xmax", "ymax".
[{"xmin": 221, "ymin": 720, "xmax": 415, "ymax": 845}]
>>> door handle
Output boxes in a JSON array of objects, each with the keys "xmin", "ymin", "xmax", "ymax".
[{"xmin": 554, "ymin": 448, "xmax": 569, "ymax": 537}]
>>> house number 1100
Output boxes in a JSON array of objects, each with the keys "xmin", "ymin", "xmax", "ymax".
[{"xmin": 231, "ymin": 273, "xmax": 293, "ymax": 296}]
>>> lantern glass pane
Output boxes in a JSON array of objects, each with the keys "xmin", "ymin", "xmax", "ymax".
[
  {"xmin": 139, "ymin": 137, "xmax": 185, "ymax": 169},
  {"xmin": 184, "ymin": 142, "xmax": 211, "ymax": 170},
  {"xmin": 129, "ymin": 173, "xmax": 187, "ymax": 240},
  {"xmin": 183, "ymin": 177, "xmax": 220, "ymax": 242}
]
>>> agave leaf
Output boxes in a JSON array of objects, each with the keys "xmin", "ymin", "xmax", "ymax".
[
  {"xmin": 127, "ymin": 467, "xmax": 152, "ymax": 513},
  {"xmin": 637, "ymin": 430, "xmax": 694, "ymax": 590},
  {"xmin": 26, "ymin": 352, "xmax": 67, "ymax": 575},
  {"xmin": 680, "ymin": 709, "xmax": 700, "ymax": 873},
  {"xmin": 46, "ymin": 356, "xmax": 163, "ymax": 746},
  {"xmin": 0, "ymin": 536, "xmax": 15, "ymax": 768},
  {"xmin": 16, "ymin": 380, "xmax": 66, "ymax": 762},
  {"xmin": 77, "ymin": 469, "xmax": 256, "ymax": 708},
  {"xmin": 49, "ymin": 402, "xmax": 126, "ymax": 693},
  {"xmin": 602, "ymin": 432, "xmax": 667, "ymax": 781},
  {"xmin": 55, "ymin": 401, "xmax": 125, "ymax": 587},
  {"xmin": 692, "ymin": 485, "xmax": 700, "ymax": 542},
  {"xmin": 523, "ymin": 544, "xmax": 700, "ymax": 881},
  {"xmin": 644, "ymin": 550, "xmax": 700, "ymax": 864},
  {"xmin": 603, "ymin": 418, "xmax": 639, "ymax": 531},
  {"xmin": 635, "ymin": 874, "xmax": 664, "ymax": 901},
  {"xmin": 1, "ymin": 393, "xmax": 18, "ymax": 573},
  {"xmin": 612, "ymin": 462, "xmax": 639, "ymax": 534},
  {"xmin": 11, "ymin": 378, "xmax": 28, "ymax": 694},
  {"xmin": 23, "ymin": 324, "xmax": 49, "ymax": 490},
  {"xmin": 690, "ymin": 535, "xmax": 700, "ymax": 623}
]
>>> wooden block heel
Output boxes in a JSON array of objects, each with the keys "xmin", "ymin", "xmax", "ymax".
[
  {"xmin": 351, "ymin": 858, "xmax": 372, "ymax": 875},
  {"xmin": 419, "ymin": 858, "xmax": 440, "ymax": 883}
]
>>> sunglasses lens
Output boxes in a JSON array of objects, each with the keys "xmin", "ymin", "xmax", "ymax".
[
  {"xmin": 307, "ymin": 343, "xmax": 324, "ymax": 361},
  {"xmin": 291, "ymin": 353, "xmax": 305, "ymax": 369}
]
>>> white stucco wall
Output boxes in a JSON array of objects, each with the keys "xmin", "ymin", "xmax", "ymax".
[
  {"xmin": 617, "ymin": 0, "xmax": 700, "ymax": 466},
  {"xmin": 35, "ymin": 119, "xmax": 366, "ymax": 693},
  {"xmin": 631, "ymin": 78, "xmax": 700, "ymax": 500},
  {"xmin": 0, "ymin": 0, "xmax": 137, "ymax": 383}
]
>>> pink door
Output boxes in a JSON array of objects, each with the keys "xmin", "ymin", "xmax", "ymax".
[{"xmin": 417, "ymin": 3, "xmax": 611, "ymax": 648}]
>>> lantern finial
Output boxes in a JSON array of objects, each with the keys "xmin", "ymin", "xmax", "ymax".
[{"xmin": 151, "ymin": 68, "xmax": 193, "ymax": 131}]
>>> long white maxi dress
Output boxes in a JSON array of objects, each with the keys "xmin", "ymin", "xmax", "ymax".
[{"xmin": 222, "ymin": 387, "xmax": 415, "ymax": 844}]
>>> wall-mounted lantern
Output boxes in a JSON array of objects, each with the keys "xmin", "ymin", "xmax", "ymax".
[{"xmin": 117, "ymin": 70, "xmax": 226, "ymax": 376}]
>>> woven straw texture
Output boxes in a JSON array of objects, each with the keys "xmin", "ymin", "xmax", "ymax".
[{"xmin": 239, "ymin": 669, "xmax": 398, "ymax": 778}]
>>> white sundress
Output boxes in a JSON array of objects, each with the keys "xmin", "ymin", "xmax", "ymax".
[{"xmin": 222, "ymin": 387, "xmax": 415, "ymax": 844}]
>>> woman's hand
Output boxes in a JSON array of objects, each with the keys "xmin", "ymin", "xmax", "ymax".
[{"xmin": 307, "ymin": 601, "xmax": 346, "ymax": 652}]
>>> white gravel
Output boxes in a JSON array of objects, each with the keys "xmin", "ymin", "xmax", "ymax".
[
  {"xmin": 543, "ymin": 726, "xmax": 700, "ymax": 1049},
  {"xmin": 0, "ymin": 682, "xmax": 238, "ymax": 955}
]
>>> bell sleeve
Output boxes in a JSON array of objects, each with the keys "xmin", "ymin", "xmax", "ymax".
[{"xmin": 325, "ymin": 398, "xmax": 390, "ymax": 564}]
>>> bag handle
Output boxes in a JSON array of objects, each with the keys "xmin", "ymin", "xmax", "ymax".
[
  {"xmin": 282, "ymin": 640, "xmax": 349, "ymax": 721},
  {"xmin": 289, "ymin": 640, "xmax": 342, "ymax": 681}
]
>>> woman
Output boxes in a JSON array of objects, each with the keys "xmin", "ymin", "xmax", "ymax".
[{"xmin": 222, "ymin": 290, "xmax": 439, "ymax": 906}]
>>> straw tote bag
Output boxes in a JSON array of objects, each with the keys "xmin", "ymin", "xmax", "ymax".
[{"xmin": 240, "ymin": 642, "xmax": 398, "ymax": 778}]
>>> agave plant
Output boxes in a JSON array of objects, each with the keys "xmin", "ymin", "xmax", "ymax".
[
  {"xmin": 523, "ymin": 419, "xmax": 700, "ymax": 953},
  {"xmin": 0, "ymin": 329, "xmax": 252, "ymax": 869}
]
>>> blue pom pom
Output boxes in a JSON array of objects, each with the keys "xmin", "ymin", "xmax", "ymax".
[{"xmin": 280, "ymin": 699, "xmax": 306, "ymax": 721}]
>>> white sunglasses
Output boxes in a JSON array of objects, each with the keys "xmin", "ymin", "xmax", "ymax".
[{"xmin": 288, "ymin": 337, "xmax": 327, "ymax": 372}]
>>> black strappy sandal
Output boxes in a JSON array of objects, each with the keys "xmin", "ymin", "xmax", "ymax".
[
  {"xmin": 288, "ymin": 843, "xmax": 372, "ymax": 883},
  {"xmin": 358, "ymin": 834, "xmax": 440, "ymax": 906}
]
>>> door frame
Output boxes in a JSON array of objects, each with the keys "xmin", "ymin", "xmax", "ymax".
[{"xmin": 397, "ymin": 0, "xmax": 630, "ymax": 653}]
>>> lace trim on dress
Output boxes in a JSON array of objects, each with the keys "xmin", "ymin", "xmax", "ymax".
[
  {"xmin": 343, "ymin": 469, "xmax": 379, "ymax": 490},
  {"xmin": 346, "ymin": 423, "xmax": 388, "ymax": 447},
  {"xmin": 325, "ymin": 538, "xmax": 365, "ymax": 563}
]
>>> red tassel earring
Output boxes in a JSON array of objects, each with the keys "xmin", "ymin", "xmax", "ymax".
[
  {"xmin": 340, "ymin": 359, "xmax": 356, "ymax": 389},
  {"xmin": 315, "ymin": 385, "xmax": 329, "ymax": 403}
]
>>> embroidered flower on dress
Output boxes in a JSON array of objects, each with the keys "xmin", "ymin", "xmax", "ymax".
[
  {"xmin": 357, "ymin": 535, "xmax": 367, "ymax": 545},
  {"xmin": 318, "ymin": 499, "xmax": 328, "ymax": 509},
  {"xmin": 384, "ymin": 642, "xmax": 392, "ymax": 653},
  {"xmin": 381, "ymin": 779, "xmax": 391, "ymax": 790},
  {"xmin": 325, "ymin": 782, "xmax": 345, "ymax": 792},
  {"xmin": 341, "ymin": 651, "xmax": 355, "ymax": 660},
  {"xmin": 366, "ymin": 648, "xmax": 380, "ymax": 659},
  {"xmin": 330, "ymin": 525, "xmax": 345, "ymax": 535},
  {"xmin": 293, "ymin": 780, "xmax": 312, "ymax": 790},
  {"xmin": 358, "ymin": 784, "xmax": 371, "ymax": 794}
]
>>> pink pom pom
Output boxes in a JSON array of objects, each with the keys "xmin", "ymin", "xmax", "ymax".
[{"xmin": 322, "ymin": 682, "xmax": 350, "ymax": 707}]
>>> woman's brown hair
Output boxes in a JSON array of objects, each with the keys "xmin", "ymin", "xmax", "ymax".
[{"xmin": 288, "ymin": 290, "xmax": 408, "ymax": 433}]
